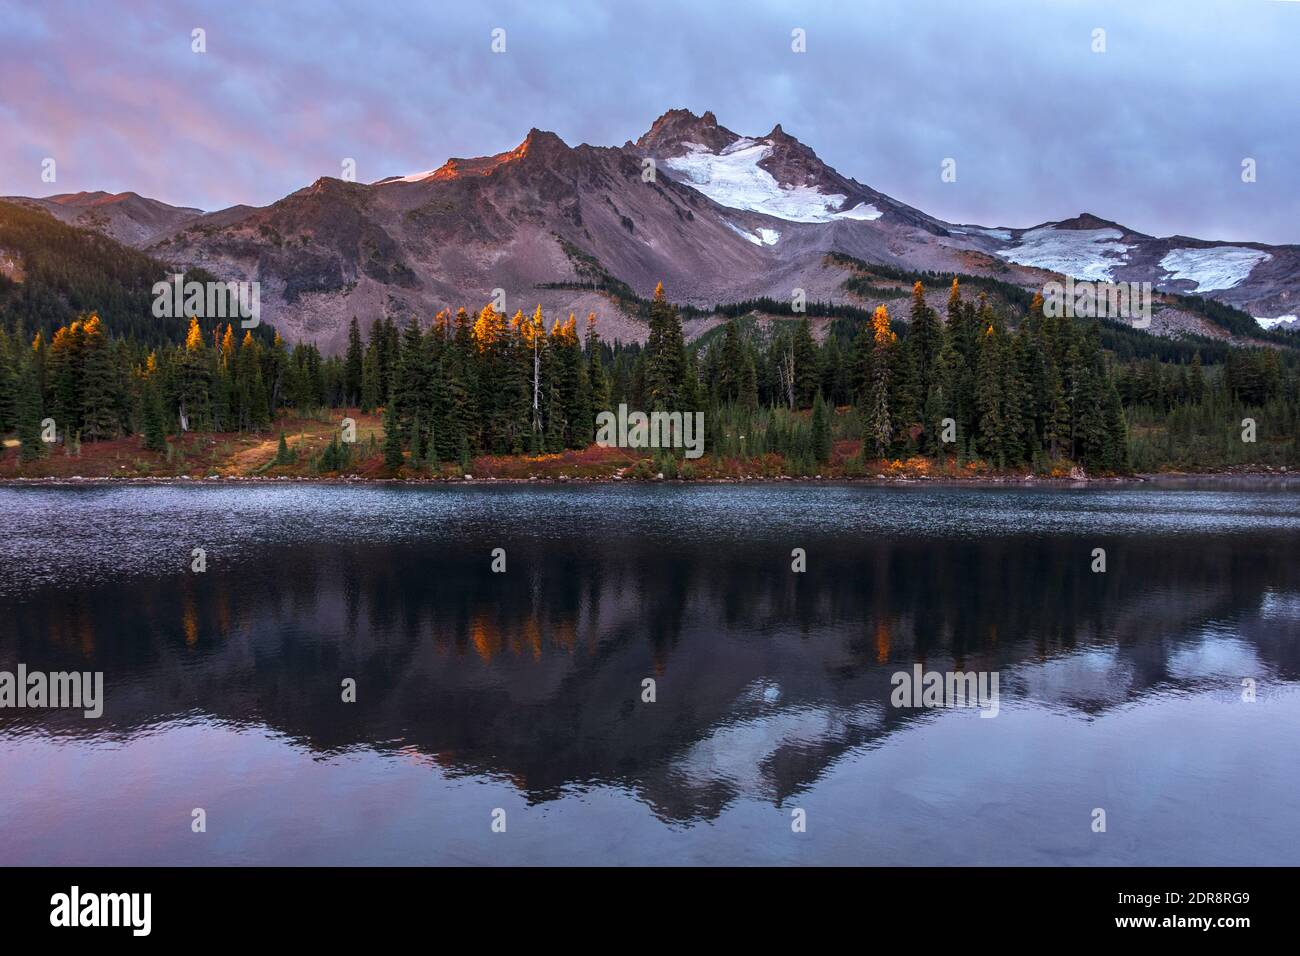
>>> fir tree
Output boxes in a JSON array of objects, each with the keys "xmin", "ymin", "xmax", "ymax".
[
  {"xmin": 383, "ymin": 399, "xmax": 404, "ymax": 472},
  {"xmin": 866, "ymin": 305, "xmax": 895, "ymax": 457},
  {"xmin": 141, "ymin": 355, "xmax": 167, "ymax": 453},
  {"xmin": 80, "ymin": 315, "xmax": 118, "ymax": 441},
  {"xmin": 909, "ymin": 281, "xmax": 943, "ymax": 400},
  {"xmin": 645, "ymin": 283, "xmax": 686, "ymax": 411},
  {"xmin": 344, "ymin": 316, "xmax": 364, "ymax": 406},
  {"xmin": 811, "ymin": 392, "xmax": 832, "ymax": 463},
  {"xmin": 792, "ymin": 317, "xmax": 820, "ymax": 408},
  {"xmin": 275, "ymin": 431, "xmax": 295, "ymax": 465},
  {"xmin": 15, "ymin": 343, "xmax": 44, "ymax": 462}
]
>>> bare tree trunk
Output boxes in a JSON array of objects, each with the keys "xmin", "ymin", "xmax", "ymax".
[{"xmin": 532, "ymin": 339, "xmax": 542, "ymax": 433}]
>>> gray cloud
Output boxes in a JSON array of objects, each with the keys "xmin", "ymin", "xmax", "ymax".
[{"xmin": 2, "ymin": 0, "xmax": 1296, "ymax": 243}]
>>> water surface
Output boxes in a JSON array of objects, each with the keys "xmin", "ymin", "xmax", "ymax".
[{"xmin": 1, "ymin": 482, "xmax": 1297, "ymax": 865}]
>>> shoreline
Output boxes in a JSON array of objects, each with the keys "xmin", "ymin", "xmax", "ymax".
[{"xmin": 2, "ymin": 468, "xmax": 1295, "ymax": 488}]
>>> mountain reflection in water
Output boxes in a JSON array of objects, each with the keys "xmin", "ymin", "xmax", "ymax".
[{"xmin": 1, "ymin": 482, "xmax": 1298, "ymax": 865}]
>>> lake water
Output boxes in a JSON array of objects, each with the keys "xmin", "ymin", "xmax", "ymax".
[{"xmin": 1, "ymin": 481, "xmax": 1298, "ymax": 865}]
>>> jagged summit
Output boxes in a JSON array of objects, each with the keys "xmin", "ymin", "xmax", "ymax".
[
  {"xmin": 378, "ymin": 128, "xmax": 572, "ymax": 185},
  {"xmin": 636, "ymin": 107, "xmax": 735, "ymax": 154}
]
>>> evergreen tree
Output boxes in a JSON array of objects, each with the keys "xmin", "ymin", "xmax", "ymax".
[
  {"xmin": 274, "ymin": 431, "xmax": 294, "ymax": 465},
  {"xmin": 177, "ymin": 316, "xmax": 211, "ymax": 431},
  {"xmin": 792, "ymin": 317, "xmax": 820, "ymax": 408},
  {"xmin": 80, "ymin": 315, "xmax": 118, "ymax": 441},
  {"xmin": 141, "ymin": 354, "xmax": 167, "ymax": 453},
  {"xmin": 344, "ymin": 316, "xmax": 364, "ymax": 406},
  {"xmin": 866, "ymin": 305, "xmax": 895, "ymax": 457},
  {"xmin": 909, "ymin": 281, "xmax": 943, "ymax": 400},
  {"xmin": 811, "ymin": 392, "xmax": 832, "ymax": 463},
  {"xmin": 645, "ymin": 283, "xmax": 686, "ymax": 410},
  {"xmin": 383, "ymin": 399, "xmax": 404, "ymax": 472},
  {"xmin": 15, "ymin": 341, "xmax": 44, "ymax": 461},
  {"xmin": 586, "ymin": 314, "xmax": 609, "ymax": 416}
]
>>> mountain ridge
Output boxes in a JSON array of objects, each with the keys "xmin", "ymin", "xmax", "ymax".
[{"xmin": 5, "ymin": 108, "xmax": 1297, "ymax": 351}]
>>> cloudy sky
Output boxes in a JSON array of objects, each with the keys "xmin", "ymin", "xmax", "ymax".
[{"xmin": 2, "ymin": 0, "xmax": 1297, "ymax": 243}]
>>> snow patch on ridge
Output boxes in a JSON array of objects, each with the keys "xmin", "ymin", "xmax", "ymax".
[
  {"xmin": 1255, "ymin": 314, "xmax": 1298, "ymax": 330},
  {"xmin": 663, "ymin": 140, "xmax": 877, "ymax": 224},
  {"xmin": 373, "ymin": 169, "xmax": 438, "ymax": 185},
  {"xmin": 1160, "ymin": 246, "xmax": 1271, "ymax": 293},
  {"xmin": 995, "ymin": 226, "xmax": 1130, "ymax": 281},
  {"xmin": 725, "ymin": 221, "xmax": 780, "ymax": 246},
  {"xmin": 835, "ymin": 202, "xmax": 883, "ymax": 221}
]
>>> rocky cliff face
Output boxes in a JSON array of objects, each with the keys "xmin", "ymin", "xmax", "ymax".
[{"xmin": 8, "ymin": 109, "xmax": 1297, "ymax": 351}]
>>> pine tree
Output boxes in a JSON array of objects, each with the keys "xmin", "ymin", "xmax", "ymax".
[
  {"xmin": 394, "ymin": 319, "xmax": 431, "ymax": 442},
  {"xmin": 15, "ymin": 341, "xmax": 44, "ymax": 462},
  {"xmin": 141, "ymin": 354, "xmax": 167, "ymax": 453},
  {"xmin": 811, "ymin": 392, "xmax": 832, "ymax": 463},
  {"xmin": 909, "ymin": 281, "xmax": 943, "ymax": 400},
  {"xmin": 177, "ymin": 316, "xmax": 211, "ymax": 431},
  {"xmin": 275, "ymin": 431, "xmax": 294, "ymax": 465},
  {"xmin": 716, "ymin": 319, "xmax": 747, "ymax": 404},
  {"xmin": 586, "ymin": 314, "xmax": 609, "ymax": 417},
  {"xmin": 409, "ymin": 413, "xmax": 425, "ymax": 468},
  {"xmin": 0, "ymin": 329, "xmax": 16, "ymax": 435},
  {"xmin": 80, "ymin": 315, "xmax": 118, "ymax": 441},
  {"xmin": 975, "ymin": 320, "xmax": 1006, "ymax": 465},
  {"xmin": 821, "ymin": 333, "xmax": 844, "ymax": 406},
  {"xmin": 792, "ymin": 317, "xmax": 820, "ymax": 408},
  {"xmin": 889, "ymin": 337, "xmax": 921, "ymax": 448},
  {"xmin": 740, "ymin": 349, "xmax": 759, "ymax": 410},
  {"xmin": 1101, "ymin": 379, "xmax": 1129, "ymax": 472},
  {"xmin": 866, "ymin": 305, "xmax": 895, "ymax": 457},
  {"xmin": 923, "ymin": 381, "xmax": 947, "ymax": 459},
  {"xmin": 344, "ymin": 316, "xmax": 364, "ymax": 407},
  {"xmin": 645, "ymin": 283, "xmax": 686, "ymax": 410},
  {"xmin": 383, "ymin": 399, "xmax": 404, "ymax": 472},
  {"xmin": 47, "ymin": 319, "xmax": 86, "ymax": 440},
  {"xmin": 360, "ymin": 344, "xmax": 380, "ymax": 412}
]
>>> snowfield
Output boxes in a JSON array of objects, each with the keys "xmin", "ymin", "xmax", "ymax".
[
  {"xmin": 373, "ymin": 169, "xmax": 439, "ymax": 184},
  {"xmin": 835, "ymin": 202, "xmax": 883, "ymax": 221},
  {"xmin": 725, "ymin": 221, "xmax": 781, "ymax": 246},
  {"xmin": 1255, "ymin": 314, "xmax": 1298, "ymax": 330},
  {"xmin": 1159, "ymin": 246, "xmax": 1271, "ymax": 292},
  {"xmin": 995, "ymin": 226, "xmax": 1130, "ymax": 281},
  {"xmin": 663, "ymin": 140, "xmax": 878, "ymax": 224}
]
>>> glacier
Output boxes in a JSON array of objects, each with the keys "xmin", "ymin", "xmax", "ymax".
[
  {"xmin": 663, "ymin": 140, "xmax": 880, "ymax": 224},
  {"xmin": 996, "ymin": 226, "xmax": 1131, "ymax": 281},
  {"xmin": 1160, "ymin": 246, "xmax": 1271, "ymax": 293}
]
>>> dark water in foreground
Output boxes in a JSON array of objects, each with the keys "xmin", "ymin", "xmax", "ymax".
[{"xmin": 1, "ymin": 481, "xmax": 1298, "ymax": 866}]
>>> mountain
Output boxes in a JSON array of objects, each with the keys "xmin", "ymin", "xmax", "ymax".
[
  {"xmin": 5, "ymin": 109, "xmax": 1298, "ymax": 352},
  {"xmin": 3, "ymin": 190, "xmax": 204, "ymax": 246},
  {"xmin": 0, "ymin": 198, "xmax": 256, "ymax": 348}
]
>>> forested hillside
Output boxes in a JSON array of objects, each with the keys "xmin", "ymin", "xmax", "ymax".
[{"xmin": 3, "ymin": 265, "xmax": 1297, "ymax": 476}]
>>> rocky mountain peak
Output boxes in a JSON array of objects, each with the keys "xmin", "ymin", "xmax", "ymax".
[{"xmin": 636, "ymin": 108, "xmax": 736, "ymax": 155}]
